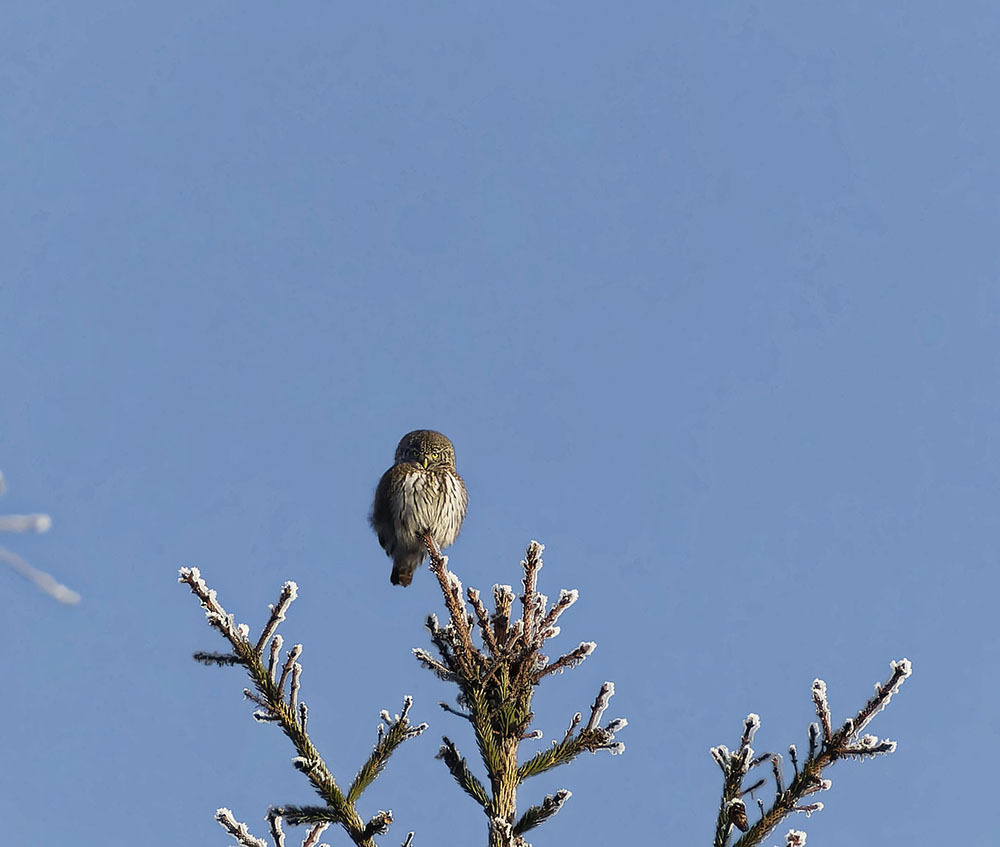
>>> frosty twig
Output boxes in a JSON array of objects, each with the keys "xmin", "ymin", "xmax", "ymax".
[
  {"xmin": 180, "ymin": 568, "xmax": 426, "ymax": 847},
  {"xmin": 418, "ymin": 539, "xmax": 626, "ymax": 847},
  {"xmin": 0, "ymin": 471, "xmax": 79, "ymax": 604},
  {"xmin": 712, "ymin": 660, "xmax": 912, "ymax": 847}
]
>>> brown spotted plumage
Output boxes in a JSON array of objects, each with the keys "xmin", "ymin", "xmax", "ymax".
[{"xmin": 370, "ymin": 430, "xmax": 468, "ymax": 586}]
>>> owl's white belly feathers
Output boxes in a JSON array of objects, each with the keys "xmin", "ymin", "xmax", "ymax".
[{"xmin": 393, "ymin": 468, "xmax": 467, "ymax": 548}]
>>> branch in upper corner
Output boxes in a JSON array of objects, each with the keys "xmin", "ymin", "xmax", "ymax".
[{"xmin": 0, "ymin": 472, "xmax": 80, "ymax": 604}]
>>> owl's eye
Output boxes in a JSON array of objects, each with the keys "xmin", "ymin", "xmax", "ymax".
[{"xmin": 430, "ymin": 452, "xmax": 439, "ymax": 460}]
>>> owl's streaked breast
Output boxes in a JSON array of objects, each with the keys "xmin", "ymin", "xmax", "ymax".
[{"xmin": 391, "ymin": 466, "xmax": 468, "ymax": 547}]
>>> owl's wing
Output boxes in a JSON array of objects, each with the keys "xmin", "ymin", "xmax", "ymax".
[{"xmin": 370, "ymin": 468, "xmax": 397, "ymax": 550}]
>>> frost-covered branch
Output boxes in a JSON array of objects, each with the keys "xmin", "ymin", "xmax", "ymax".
[
  {"xmin": 215, "ymin": 808, "xmax": 268, "ymax": 847},
  {"xmin": 179, "ymin": 568, "xmax": 425, "ymax": 847},
  {"xmin": 216, "ymin": 808, "xmax": 331, "ymax": 847},
  {"xmin": 512, "ymin": 789, "xmax": 572, "ymax": 836},
  {"xmin": 712, "ymin": 660, "xmax": 912, "ymax": 847},
  {"xmin": 0, "ymin": 471, "xmax": 79, "ymax": 604},
  {"xmin": 418, "ymin": 537, "xmax": 626, "ymax": 847}
]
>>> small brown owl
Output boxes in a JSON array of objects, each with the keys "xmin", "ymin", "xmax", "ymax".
[{"xmin": 370, "ymin": 430, "xmax": 468, "ymax": 587}]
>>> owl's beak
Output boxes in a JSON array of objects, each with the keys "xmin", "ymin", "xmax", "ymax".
[{"xmin": 422, "ymin": 457, "xmax": 430, "ymax": 469}]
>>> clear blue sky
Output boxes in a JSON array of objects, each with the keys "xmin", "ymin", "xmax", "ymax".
[{"xmin": 2, "ymin": 3, "xmax": 997, "ymax": 846}]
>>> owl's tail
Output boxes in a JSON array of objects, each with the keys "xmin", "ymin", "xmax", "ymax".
[{"xmin": 390, "ymin": 551, "xmax": 425, "ymax": 587}]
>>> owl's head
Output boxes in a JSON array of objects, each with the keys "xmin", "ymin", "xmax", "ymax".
[{"xmin": 394, "ymin": 430, "xmax": 457, "ymax": 469}]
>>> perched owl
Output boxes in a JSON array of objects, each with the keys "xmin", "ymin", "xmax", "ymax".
[{"xmin": 370, "ymin": 430, "xmax": 468, "ymax": 587}]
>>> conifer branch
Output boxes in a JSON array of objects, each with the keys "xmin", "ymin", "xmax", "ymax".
[
  {"xmin": 0, "ymin": 471, "xmax": 80, "ymax": 604},
  {"xmin": 348, "ymin": 698, "xmax": 429, "ymax": 804},
  {"xmin": 281, "ymin": 805, "xmax": 349, "ymax": 826},
  {"xmin": 712, "ymin": 659, "xmax": 912, "ymax": 847},
  {"xmin": 417, "ymin": 539, "xmax": 626, "ymax": 846},
  {"xmin": 424, "ymin": 534, "xmax": 478, "ymax": 676},
  {"xmin": 216, "ymin": 808, "xmax": 268, "ymax": 847},
  {"xmin": 180, "ymin": 567, "xmax": 424, "ymax": 847},
  {"xmin": 512, "ymin": 789, "xmax": 572, "ymax": 835},
  {"xmin": 436, "ymin": 737, "xmax": 492, "ymax": 808}
]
